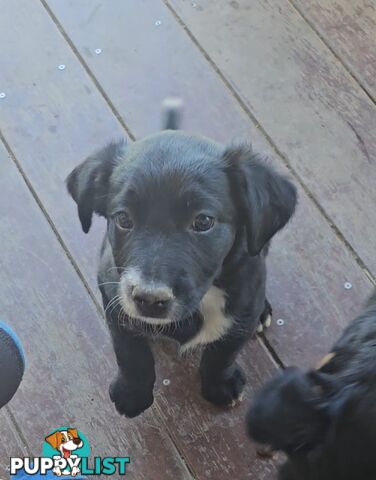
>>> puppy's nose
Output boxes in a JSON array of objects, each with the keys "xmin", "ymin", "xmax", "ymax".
[
  {"xmin": 131, "ymin": 286, "xmax": 172, "ymax": 318},
  {"xmin": 73, "ymin": 438, "xmax": 82, "ymax": 446}
]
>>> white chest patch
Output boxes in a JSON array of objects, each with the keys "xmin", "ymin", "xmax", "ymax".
[{"xmin": 180, "ymin": 286, "xmax": 233, "ymax": 353}]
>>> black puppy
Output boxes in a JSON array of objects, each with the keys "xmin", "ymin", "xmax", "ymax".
[
  {"xmin": 247, "ymin": 290, "xmax": 376, "ymax": 480},
  {"xmin": 67, "ymin": 104, "xmax": 296, "ymax": 418}
]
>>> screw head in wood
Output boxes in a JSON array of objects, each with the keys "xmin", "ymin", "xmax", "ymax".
[
  {"xmin": 163, "ymin": 378, "xmax": 170, "ymax": 386},
  {"xmin": 58, "ymin": 64, "xmax": 66, "ymax": 70},
  {"xmin": 155, "ymin": 20, "xmax": 162, "ymax": 26},
  {"xmin": 344, "ymin": 282, "xmax": 352, "ymax": 290},
  {"xmin": 95, "ymin": 48, "xmax": 102, "ymax": 55},
  {"xmin": 276, "ymin": 318, "xmax": 285, "ymax": 326},
  {"xmin": 0, "ymin": 92, "xmax": 6, "ymax": 99}
]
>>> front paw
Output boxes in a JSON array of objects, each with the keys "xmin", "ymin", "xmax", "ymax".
[
  {"xmin": 71, "ymin": 466, "xmax": 80, "ymax": 476},
  {"xmin": 109, "ymin": 375, "xmax": 154, "ymax": 418},
  {"xmin": 201, "ymin": 365, "xmax": 246, "ymax": 407}
]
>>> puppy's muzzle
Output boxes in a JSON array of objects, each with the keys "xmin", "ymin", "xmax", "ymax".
[{"xmin": 131, "ymin": 284, "xmax": 173, "ymax": 318}]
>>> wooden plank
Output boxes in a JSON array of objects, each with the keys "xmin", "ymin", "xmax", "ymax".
[
  {"xmin": 291, "ymin": 0, "xmax": 376, "ymax": 99},
  {"xmin": 161, "ymin": 0, "xmax": 376, "ymax": 278},
  {"xmin": 0, "ymin": 143, "xmax": 192, "ymax": 479},
  {"xmin": 0, "ymin": 2, "xmax": 280, "ymax": 478},
  {"xmin": 265, "ymin": 179, "xmax": 372, "ymax": 368}
]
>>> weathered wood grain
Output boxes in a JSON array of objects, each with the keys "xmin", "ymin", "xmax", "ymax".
[
  {"xmin": 291, "ymin": 0, "xmax": 376, "ymax": 99},
  {"xmin": 165, "ymin": 0, "xmax": 376, "ymax": 278},
  {"xmin": 0, "ymin": 143, "xmax": 193, "ymax": 479},
  {"xmin": 0, "ymin": 409, "xmax": 28, "ymax": 477}
]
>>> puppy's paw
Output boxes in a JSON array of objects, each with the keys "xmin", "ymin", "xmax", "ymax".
[
  {"xmin": 109, "ymin": 376, "xmax": 154, "ymax": 418},
  {"xmin": 201, "ymin": 365, "xmax": 246, "ymax": 407}
]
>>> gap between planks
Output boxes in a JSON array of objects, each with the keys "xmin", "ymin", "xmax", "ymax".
[
  {"xmin": 286, "ymin": 0, "xmax": 376, "ymax": 105},
  {"xmin": 5, "ymin": 405, "xmax": 32, "ymax": 457},
  {"xmin": 39, "ymin": 0, "xmax": 135, "ymax": 141},
  {"xmin": 0, "ymin": 130, "xmax": 103, "ymax": 317}
]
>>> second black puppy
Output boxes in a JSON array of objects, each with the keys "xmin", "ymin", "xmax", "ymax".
[
  {"xmin": 67, "ymin": 104, "xmax": 296, "ymax": 418},
  {"xmin": 248, "ymin": 290, "xmax": 376, "ymax": 480}
]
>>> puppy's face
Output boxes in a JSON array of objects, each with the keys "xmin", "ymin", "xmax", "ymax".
[
  {"xmin": 61, "ymin": 429, "xmax": 83, "ymax": 452},
  {"xmin": 107, "ymin": 135, "xmax": 236, "ymax": 323},
  {"xmin": 45, "ymin": 429, "xmax": 83, "ymax": 458},
  {"xmin": 247, "ymin": 368, "xmax": 331, "ymax": 454},
  {"xmin": 67, "ymin": 132, "xmax": 296, "ymax": 324}
]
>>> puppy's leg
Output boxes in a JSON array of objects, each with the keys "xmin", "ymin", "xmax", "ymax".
[
  {"xmin": 108, "ymin": 322, "xmax": 156, "ymax": 418},
  {"xmin": 199, "ymin": 337, "xmax": 246, "ymax": 407},
  {"xmin": 101, "ymin": 289, "xmax": 156, "ymax": 418}
]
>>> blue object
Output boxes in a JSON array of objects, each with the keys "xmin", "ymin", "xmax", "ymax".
[{"xmin": 0, "ymin": 320, "xmax": 25, "ymax": 408}]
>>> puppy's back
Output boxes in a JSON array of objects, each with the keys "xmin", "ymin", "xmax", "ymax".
[{"xmin": 321, "ymin": 289, "xmax": 376, "ymax": 384}]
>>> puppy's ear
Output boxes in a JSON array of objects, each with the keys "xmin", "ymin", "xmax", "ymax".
[
  {"xmin": 45, "ymin": 431, "xmax": 60, "ymax": 450},
  {"xmin": 66, "ymin": 140, "xmax": 126, "ymax": 233},
  {"xmin": 68, "ymin": 428, "xmax": 79, "ymax": 438},
  {"xmin": 224, "ymin": 146, "xmax": 297, "ymax": 256}
]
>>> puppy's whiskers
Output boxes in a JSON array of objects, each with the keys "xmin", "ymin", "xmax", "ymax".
[{"xmin": 104, "ymin": 295, "xmax": 122, "ymax": 320}]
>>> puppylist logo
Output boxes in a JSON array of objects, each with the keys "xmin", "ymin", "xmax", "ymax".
[{"xmin": 10, "ymin": 427, "xmax": 130, "ymax": 477}]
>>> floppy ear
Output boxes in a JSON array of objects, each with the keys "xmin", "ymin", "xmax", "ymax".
[
  {"xmin": 66, "ymin": 140, "xmax": 126, "ymax": 233},
  {"xmin": 68, "ymin": 428, "xmax": 79, "ymax": 438},
  {"xmin": 224, "ymin": 146, "xmax": 297, "ymax": 256},
  {"xmin": 45, "ymin": 431, "xmax": 60, "ymax": 450}
]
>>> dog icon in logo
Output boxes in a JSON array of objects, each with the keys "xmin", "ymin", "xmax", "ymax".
[{"xmin": 45, "ymin": 428, "xmax": 83, "ymax": 476}]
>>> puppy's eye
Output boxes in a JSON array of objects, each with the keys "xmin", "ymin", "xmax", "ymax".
[
  {"xmin": 114, "ymin": 211, "xmax": 133, "ymax": 230},
  {"xmin": 192, "ymin": 214, "xmax": 215, "ymax": 232}
]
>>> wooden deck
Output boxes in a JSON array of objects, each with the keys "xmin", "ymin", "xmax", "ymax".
[{"xmin": 0, "ymin": 1, "xmax": 375, "ymax": 478}]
